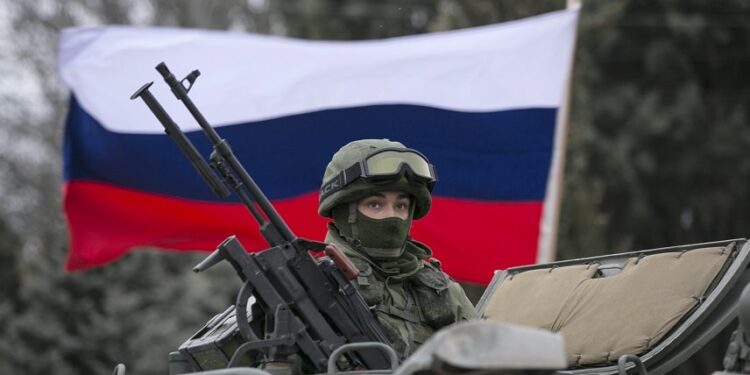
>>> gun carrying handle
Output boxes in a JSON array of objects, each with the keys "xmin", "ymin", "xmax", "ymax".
[{"xmin": 325, "ymin": 245, "xmax": 359, "ymax": 280}]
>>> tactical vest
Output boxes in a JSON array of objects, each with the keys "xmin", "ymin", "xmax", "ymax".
[{"xmin": 325, "ymin": 228, "xmax": 478, "ymax": 358}]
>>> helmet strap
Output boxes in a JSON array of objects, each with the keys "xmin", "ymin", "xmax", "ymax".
[{"xmin": 348, "ymin": 201, "xmax": 360, "ymax": 243}]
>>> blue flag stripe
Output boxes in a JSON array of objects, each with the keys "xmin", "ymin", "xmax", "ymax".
[{"xmin": 64, "ymin": 96, "xmax": 556, "ymax": 202}]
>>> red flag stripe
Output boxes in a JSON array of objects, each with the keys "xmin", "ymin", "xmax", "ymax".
[{"xmin": 64, "ymin": 181, "xmax": 541, "ymax": 283}]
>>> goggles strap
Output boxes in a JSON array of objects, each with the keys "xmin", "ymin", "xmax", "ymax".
[{"xmin": 320, "ymin": 163, "xmax": 363, "ymax": 202}]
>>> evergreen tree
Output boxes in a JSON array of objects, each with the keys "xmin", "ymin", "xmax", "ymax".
[{"xmin": 559, "ymin": 0, "xmax": 750, "ymax": 258}]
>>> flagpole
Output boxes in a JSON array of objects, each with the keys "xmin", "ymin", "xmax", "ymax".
[{"xmin": 537, "ymin": 2, "xmax": 580, "ymax": 263}]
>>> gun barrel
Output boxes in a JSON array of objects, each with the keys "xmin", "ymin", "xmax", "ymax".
[
  {"xmin": 130, "ymin": 82, "xmax": 230, "ymax": 198},
  {"xmin": 156, "ymin": 62, "xmax": 223, "ymax": 145},
  {"xmin": 155, "ymin": 62, "xmax": 296, "ymax": 246}
]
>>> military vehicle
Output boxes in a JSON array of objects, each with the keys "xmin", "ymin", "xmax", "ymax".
[{"xmin": 120, "ymin": 62, "xmax": 750, "ymax": 375}]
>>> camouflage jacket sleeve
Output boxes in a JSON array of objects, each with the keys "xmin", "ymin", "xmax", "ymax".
[{"xmin": 448, "ymin": 281, "xmax": 479, "ymax": 321}]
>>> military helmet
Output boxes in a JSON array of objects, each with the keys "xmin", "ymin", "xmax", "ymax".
[{"xmin": 318, "ymin": 139, "xmax": 436, "ymax": 219}]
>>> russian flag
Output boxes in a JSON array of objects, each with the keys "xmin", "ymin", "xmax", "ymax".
[{"xmin": 58, "ymin": 7, "xmax": 579, "ymax": 284}]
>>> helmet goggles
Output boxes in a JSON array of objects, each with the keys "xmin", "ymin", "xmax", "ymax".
[{"xmin": 320, "ymin": 148, "xmax": 437, "ymax": 202}]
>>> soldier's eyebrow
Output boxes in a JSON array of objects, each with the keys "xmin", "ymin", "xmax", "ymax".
[{"xmin": 396, "ymin": 193, "xmax": 409, "ymax": 200}]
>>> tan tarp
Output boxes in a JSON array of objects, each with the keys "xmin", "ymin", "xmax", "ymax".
[
  {"xmin": 483, "ymin": 245, "xmax": 731, "ymax": 366},
  {"xmin": 483, "ymin": 264, "xmax": 597, "ymax": 330}
]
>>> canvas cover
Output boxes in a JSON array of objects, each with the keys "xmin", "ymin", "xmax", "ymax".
[{"xmin": 482, "ymin": 244, "xmax": 733, "ymax": 366}]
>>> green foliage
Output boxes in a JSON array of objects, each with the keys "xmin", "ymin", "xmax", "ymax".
[
  {"xmin": 3, "ymin": 0, "xmax": 750, "ymax": 374},
  {"xmin": 558, "ymin": 0, "xmax": 750, "ymax": 259},
  {"xmin": 0, "ymin": 2, "xmax": 262, "ymax": 374},
  {"xmin": 0, "ymin": 242, "xmax": 236, "ymax": 375}
]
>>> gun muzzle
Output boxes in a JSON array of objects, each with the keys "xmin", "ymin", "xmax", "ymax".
[
  {"xmin": 130, "ymin": 82, "xmax": 154, "ymax": 100},
  {"xmin": 193, "ymin": 248, "xmax": 226, "ymax": 273}
]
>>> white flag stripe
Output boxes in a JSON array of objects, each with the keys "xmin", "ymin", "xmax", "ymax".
[{"xmin": 58, "ymin": 8, "xmax": 579, "ymax": 134}]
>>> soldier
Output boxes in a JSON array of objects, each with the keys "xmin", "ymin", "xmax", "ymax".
[{"xmin": 318, "ymin": 139, "xmax": 478, "ymax": 359}]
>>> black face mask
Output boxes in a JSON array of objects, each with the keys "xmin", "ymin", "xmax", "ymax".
[{"xmin": 332, "ymin": 202, "xmax": 413, "ymax": 258}]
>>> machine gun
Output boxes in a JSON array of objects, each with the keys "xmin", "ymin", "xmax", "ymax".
[
  {"xmin": 719, "ymin": 283, "xmax": 750, "ymax": 374},
  {"xmin": 131, "ymin": 63, "xmax": 396, "ymax": 374}
]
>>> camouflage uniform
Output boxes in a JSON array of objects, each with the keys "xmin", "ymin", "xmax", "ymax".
[{"xmin": 319, "ymin": 139, "xmax": 478, "ymax": 359}]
